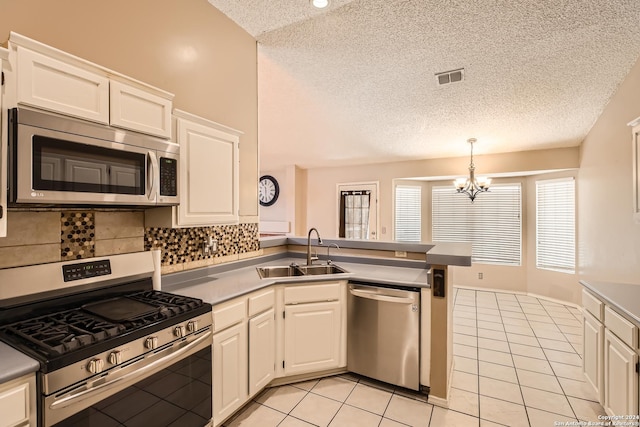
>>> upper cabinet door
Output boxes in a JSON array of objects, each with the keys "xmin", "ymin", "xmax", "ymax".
[
  {"xmin": 176, "ymin": 113, "xmax": 240, "ymax": 225},
  {"xmin": 110, "ymin": 80, "xmax": 171, "ymax": 138},
  {"xmin": 17, "ymin": 47, "xmax": 109, "ymax": 124}
]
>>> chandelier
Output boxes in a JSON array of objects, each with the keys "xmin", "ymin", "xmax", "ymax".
[{"xmin": 454, "ymin": 138, "xmax": 491, "ymax": 202}]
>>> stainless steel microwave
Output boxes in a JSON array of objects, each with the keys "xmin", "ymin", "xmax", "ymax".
[{"xmin": 8, "ymin": 107, "xmax": 179, "ymax": 206}]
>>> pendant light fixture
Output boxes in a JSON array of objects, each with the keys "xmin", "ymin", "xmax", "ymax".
[{"xmin": 453, "ymin": 138, "xmax": 491, "ymax": 202}]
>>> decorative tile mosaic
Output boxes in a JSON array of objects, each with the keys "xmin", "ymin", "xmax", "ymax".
[
  {"xmin": 145, "ymin": 223, "xmax": 260, "ymax": 266},
  {"xmin": 61, "ymin": 212, "xmax": 95, "ymax": 260}
]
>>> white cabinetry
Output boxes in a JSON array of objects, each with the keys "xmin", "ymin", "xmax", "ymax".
[
  {"xmin": 145, "ymin": 110, "xmax": 241, "ymax": 227},
  {"xmin": 249, "ymin": 309, "xmax": 275, "ymax": 395},
  {"xmin": 582, "ymin": 289, "xmax": 604, "ymax": 403},
  {"xmin": 5, "ymin": 32, "xmax": 173, "ymax": 138},
  {"xmin": 282, "ymin": 282, "xmax": 345, "ymax": 376},
  {"xmin": 0, "ymin": 374, "xmax": 36, "ymax": 427},
  {"xmin": 1, "ymin": 47, "xmax": 9, "ymax": 238},
  {"xmin": 603, "ymin": 329, "xmax": 638, "ymax": 416}
]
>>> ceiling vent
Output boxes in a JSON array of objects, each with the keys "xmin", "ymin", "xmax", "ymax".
[{"xmin": 435, "ymin": 68, "xmax": 464, "ymax": 85}]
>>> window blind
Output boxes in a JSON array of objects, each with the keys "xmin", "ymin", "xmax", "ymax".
[
  {"xmin": 395, "ymin": 185, "xmax": 422, "ymax": 242},
  {"xmin": 536, "ymin": 178, "xmax": 575, "ymax": 273},
  {"xmin": 432, "ymin": 184, "xmax": 522, "ymax": 265}
]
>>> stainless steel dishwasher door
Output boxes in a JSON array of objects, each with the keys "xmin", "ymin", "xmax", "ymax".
[{"xmin": 347, "ymin": 284, "xmax": 420, "ymax": 390}]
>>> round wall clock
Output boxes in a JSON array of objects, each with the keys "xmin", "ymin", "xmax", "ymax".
[{"xmin": 259, "ymin": 175, "xmax": 280, "ymax": 206}]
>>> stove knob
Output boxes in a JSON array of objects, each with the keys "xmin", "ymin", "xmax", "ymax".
[
  {"xmin": 174, "ymin": 325, "xmax": 186, "ymax": 338},
  {"xmin": 145, "ymin": 336, "xmax": 158, "ymax": 350},
  {"xmin": 87, "ymin": 358, "xmax": 104, "ymax": 374},
  {"xmin": 108, "ymin": 351, "xmax": 122, "ymax": 365},
  {"xmin": 187, "ymin": 320, "xmax": 198, "ymax": 332}
]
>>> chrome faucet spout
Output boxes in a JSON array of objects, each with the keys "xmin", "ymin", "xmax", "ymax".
[{"xmin": 307, "ymin": 228, "xmax": 323, "ymax": 265}]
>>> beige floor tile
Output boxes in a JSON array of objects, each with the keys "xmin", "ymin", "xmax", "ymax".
[
  {"xmin": 359, "ymin": 377, "xmax": 396, "ymax": 393},
  {"xmin": 454, "ymin": 325, "xmax": 478, "ymax": 337},
  {"xmin": 478, "ymin": 395, "xmax": 528, "ymax": 427},
  {"xmin": 312, "ymin": 377, "xmax": 357, "ymax": 402},
  {"xmin": 543, "ymin": 348, "xmax": 582, "ymax": 366},
  {"xmin": 508, "ymin": 343, "xmax": 546, "ymax": 359},
  {"xmin": 454, "ymin": 356, "xmax": 479, "ymax": 375},
  {"xmin": 256, "ymin": 385, "xmax": 307, "ymax": 413},
  {"xmin": 501, "ymin": 317, "xmax": 529, "ymax": 327},
  {"xmin": 571, "ymin": 343, "xmax": 582, "ymax": 355},
  {"xmin": 529, "ymin": 321, "xmax": 561, "ymax": 332},
  {"xmin": 454, "ymin": 343, "xmax": 478, "ymax": 359},
  {"xmin": 477, "ymin": 321, "xmax": 505, "ymax": 332},
  {"xmin": 456, "ymin": 311, "xmax": 477, "ymax": 320},
  {"xmin": 278, "ymin": 416, "xmax": 316, "ymax": 427},
  {"xmin": 527, "ymin": 407, "xmax": 577, "ymax": 427},
  {"xmin": 477, "ymin": 307, "xmax": 500, "ymax": 316},
  {"xmin": 516, "ymin": 369, "xmax": 563, "ymax": 394},
  {"xmin": 533, "ymin": 329, "xmax": 567, "ymax": 341},
  {"xmin": 478, "ymin": 348, "xmax": 514, "ymax": 367},
  {"xmin": 290, "ymin": 393, "xmax": 341, "ymax": 427},
  {"xmin": 384, "ymin": 394, "xmax": 433, "ymax": 427},
  {"xmin": 480, "ymin": 420, "xmax": 508, "ymax": 427},
  {"xmin": 329, "ymin": 404, "xmax": 382, "ymax": 427},
  {"xmin": 454, "ymin": 317, "xmax": 477, "ymax": 327},
  {"xmin": 500, "ymin": 311, "xmax": 527, "ymax": 319},
  {"xmin": 568, "ymin": 396, "xmax": 607, "ymax": 421},
  {"xmin": 477, "ymin": 329, "xmax": 507, "ymax": 342},
  {"xmin": 558, "ymin": 324, "xmax": 582, "ymax": 335},
  {"xmin": 478, "ymin": 361, "xmax": 518, "ymax": 383},
  {"xmin": 454, "ymin": 333, "xmax": 478, "ymax": 347},
  {"xmin": 504, "ymin": 324, "xmax": 535, "ymax": 336},
  {"xmin": 557, "ymin": 377, "xmax": 599, "ymax": 402},
  {"xmin": 379, "ymin": 418, "xmax": 406, "ymax": 427},
  {"xmin": 521, "ymin": 386, "xmax": 574, "ymax": 417},
  {"xmin": 522, "ymin": 308, "xmax": 548, "ymax": 316},
  {"xmin": 477, "ymin": 337, "xmax": 510, "ymax": 353},
  {"xmin": 227, "ymin": 402, "xmax": 286, "ymax": 427},
  {"xmin": 477, "ymin": 313, "xmax": 502, "ymax": 323},
  {"xmin": 549, "ymin": 362, "xmax": 585, "ymax": 381},
  {"xmin": 429, "ymin": 406, "xmax": 479, "ymax": 427},
  {"xmin": 512, "ymin": 355, "xmax": 554, "ymax": 375},
  {"xmin": 291, "ymin": 379, "xmax": 319, "ymax": 391},
  {"xmin": 564, "ymin": 333, "xmax": 582, "ymax": 344},
  {"xmin": 499, "ymin": 305, "xmax": 523, "ymax": 314},
  {"xmin": 479, "ymin": 377, "xmax": 523, "ymax": 404},
  {"xmin": 547, "ymin": 311, "xmax": 577, "ymax": 320},
  {"xmin": 452, "ymin": 370, "xmax": 479, "ymax": 393},
  {"xmin": 538, "ymin": 338, "xmax": 575, "ymax": 352},
  {"xmin": 506, "ymin": 333, "xmax": 540, "ymax": 347},
  {"xmin": 447, "ymin": 387, "xmax": 479, "ymax": 417},
  {"xmin": 345, "ymin": 383, "xmax": 392, "ymax": 415},
  {"xmin": 553, "ymin": 317, "xmax": 581, "ymax": 327}
]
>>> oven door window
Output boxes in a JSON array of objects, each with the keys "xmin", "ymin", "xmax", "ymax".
[
  {"xmin": 33, "ymin": 136, "xmax": 146, "ymax": 195},
  {"xmin": 52, "ymin": 347, "xmax": 212, "ymax": 427}
]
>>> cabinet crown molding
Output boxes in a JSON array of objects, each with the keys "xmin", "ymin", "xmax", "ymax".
[{"xmin": 173, "ymin": 109, "xmax": 243, "ymax": 136}]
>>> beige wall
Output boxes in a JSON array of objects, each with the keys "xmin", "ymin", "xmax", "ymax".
[
  {"xmin": 0, "ymin": 0, "xmax": 258, "ymax": 218},
  {"xmin": 579, "ymin": 56, "xmax": 640, "ymax": 283}
]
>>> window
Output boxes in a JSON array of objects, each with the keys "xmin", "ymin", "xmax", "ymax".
[
  {"xmin": 536, "ymin": 178, "xmax": 575, "ymax": 273},
  {"xmin": 395, "ymin": 185, "xmax": 421, "ymax": 242},
  {"xmin": 432, "ymin": 184, "xmax": 522, "ymax": 265}
]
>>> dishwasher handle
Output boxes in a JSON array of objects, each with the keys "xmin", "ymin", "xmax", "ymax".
[{"xmin": 349, "ymin": 288, "xmax": 416, "ymax": 304}]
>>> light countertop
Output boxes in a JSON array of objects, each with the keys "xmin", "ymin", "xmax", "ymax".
[
  {"xmin": 0, "ymin": 342, "xmax": 39, "ymax": 384},
  {"xmin": 580, "ymin": 279, "xmax": 640, "ymax": 325}
]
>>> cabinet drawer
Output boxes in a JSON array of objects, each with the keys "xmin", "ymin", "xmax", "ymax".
[
  {"xmin": 604, "ymin": 306, "xmax": 638, "ymax": 349},
  {"xmin": 17, "ymin": 46, "xmax": 109, "ymax": 123},
  {"xmin": 248, "ymin": 289, "xmax": 274, "ymax": 317},
  {"xmin": 582, "ymin": 289, "xmax": 604, "ymax": 321},
  {"xmin": 285, "ymin": 282, "xmax": 341, "ymax": 305},
  {"xmin": 110, "ymin": 80, "xmax": 172, "ymax": 138},
  {"xmin": 212, "ymin": 299, "xmax": 246, "ymax": 332}
]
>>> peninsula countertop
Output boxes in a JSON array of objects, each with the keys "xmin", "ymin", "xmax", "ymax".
[{"xmin": 580, "ymin": 279, "xmax": 640, "ymax": 325}]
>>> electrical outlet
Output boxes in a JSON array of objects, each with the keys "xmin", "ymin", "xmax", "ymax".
[
  {"xmin": 395, "ymin": 251, "xmax": 407, "ymax": 258},
  {"xmin": 478, "ymin": 272, "xmax": 483, "ymax": 279}
]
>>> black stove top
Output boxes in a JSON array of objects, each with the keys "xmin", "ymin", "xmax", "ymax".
[{"xmin": 0, "ymin": 288, "xmax": 210, "ymax": 371}]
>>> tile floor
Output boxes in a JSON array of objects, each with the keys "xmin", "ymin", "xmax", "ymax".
[{"xmin": 225, "ymin": 288, "xmax": 607, "ymax": 426}]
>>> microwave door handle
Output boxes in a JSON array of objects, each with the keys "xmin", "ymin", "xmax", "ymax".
[{"xmin": 147, "ymin": 151, "xmax": 158, "ymax": 201}]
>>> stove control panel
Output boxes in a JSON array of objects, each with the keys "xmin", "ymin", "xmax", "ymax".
[{"xmin": 63, "ymin": 260, "xmax": 112, "ymax": 282}]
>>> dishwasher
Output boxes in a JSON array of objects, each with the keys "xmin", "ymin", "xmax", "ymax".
[{"xmin": 347, "ymin": 283, "xmax": 420, "ymax": 390}]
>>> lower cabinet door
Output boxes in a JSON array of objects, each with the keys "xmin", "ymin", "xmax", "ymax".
[
  {"xmin": 284, "ymin": 301, "xmax": 341, "ymax": 376},
  {"xmin": 249, "ymin": 309, "xmax": 275, "ymax": 396},
  {"xmin": 583, "ymin": 312, "xmax": 604, "ymax": 404},
  {"xmin": 603, "ymin": 329, "xmax": 639, "ymax": 416},
  {"xmin": 213, "ymin": 322, "xmax": 248, "ymax": 427}
]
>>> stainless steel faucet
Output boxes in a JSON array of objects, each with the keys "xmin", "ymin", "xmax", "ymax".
[
  {"xmin": 326, "ymin": 243, "xmax": 339, "ymax": 265},
  {"xmin": 307, "ymin": 228, "xmax": 323, "ymax": 265}
]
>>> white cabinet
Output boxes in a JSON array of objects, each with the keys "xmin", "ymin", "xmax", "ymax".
[
  {"xmin": 0, "ymin": 374, "xmax": 36, "ymax": 427},
  {"xmin": 212, "ymin": 321, "xmax": 247, "ymax": 427},
  {"xmin": 249, "ymin": 308, "xmax": 275, "ymax": 396},
  {"xmin": 282, "ymin": 282, "xmax": 344, "ymax": 376},
  {"xmin": 603, "ymin": 329, "xmax": 638, "ymax": 416},
  {"xmin": 109, "ymin": 80, "xmax": 171, "ymax": 138},
  {"xmin": 145, "ymin": 110, "xmax": 241, "ymax": 227},
  {"xmin": 1, "ymin": 47, "xmax": 9, "ymax": 238},
  {"xmin": 583, "ymin": 311, "xmax": 604, "ymax": 403}
]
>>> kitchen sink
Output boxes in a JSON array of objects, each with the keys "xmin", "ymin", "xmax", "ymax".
[{"xmin": 256, "ymin": 263, "xmax": 348, "ymax": 279}]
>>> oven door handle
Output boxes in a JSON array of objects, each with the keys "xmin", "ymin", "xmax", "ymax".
[{"xmin": 49, "ymin": 329, "xmax": 212, "ymax": 411}]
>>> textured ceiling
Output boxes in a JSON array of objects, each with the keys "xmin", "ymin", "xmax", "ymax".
[{"xmin": 208, "ymin": 0, "xmax": 640, "ymax": 169}]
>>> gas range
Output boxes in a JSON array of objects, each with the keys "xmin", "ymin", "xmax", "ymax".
[{"xmin": 0, "ymin": 252, "xmax": 213, "ymax": 427}]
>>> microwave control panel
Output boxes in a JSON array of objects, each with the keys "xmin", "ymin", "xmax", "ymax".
[{"xmin": 159, "ymin": 157, "xmax": 178, "ymax": 196}]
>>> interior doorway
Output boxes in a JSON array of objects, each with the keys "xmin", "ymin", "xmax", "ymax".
[{"xmin": 336, "ymin": 182, "xmax": 379, "ymax": 240}]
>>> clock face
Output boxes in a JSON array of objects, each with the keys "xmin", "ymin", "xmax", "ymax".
[{"xmin": 259, "ymin": 175, "xmax": 279, "ymax": 206}]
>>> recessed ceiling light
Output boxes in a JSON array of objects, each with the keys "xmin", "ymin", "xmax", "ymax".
[{"xmin": 311, "ymin": 0, "xmax": 329, "ymax": 9}]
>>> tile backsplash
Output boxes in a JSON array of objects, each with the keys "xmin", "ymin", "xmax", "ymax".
[{"xmin": 0, "ymin": 209, "xmax": 259, "ymax": 271}]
